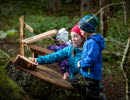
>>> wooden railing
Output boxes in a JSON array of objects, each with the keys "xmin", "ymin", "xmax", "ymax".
[{"xmin": 19, "ymin": 16, "xmax": 57, "ymax": 57}]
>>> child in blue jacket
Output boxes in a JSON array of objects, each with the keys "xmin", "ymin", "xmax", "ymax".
[
  {"xmin": 71, "ymin": 14, "xmax": 106, "ymax": 99},
  {"xmin": 29, "ymin": 24, "xmax": 86, "ymax": 81}
]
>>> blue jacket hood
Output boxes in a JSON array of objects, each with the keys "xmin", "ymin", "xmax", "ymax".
[{"xmin": 88, "ymin": 34, "xmax": 105, "ymax": 51}]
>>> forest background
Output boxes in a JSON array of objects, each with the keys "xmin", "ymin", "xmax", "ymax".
[{"xmin": 0, "ymin": 0, "xmax": 130, "ymax": 100}]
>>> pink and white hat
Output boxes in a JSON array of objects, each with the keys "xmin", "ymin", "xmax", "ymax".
[{"xmin": 56, "ymin": 28, "xmax": 69, "ymax": 43}]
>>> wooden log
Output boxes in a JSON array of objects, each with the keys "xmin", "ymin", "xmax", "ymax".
[
  {"xmin": 26, "ymin": 44, "xmax": 54, "ymax": 55},
  {"xmin": 22, "ymin": 30, "xmax": 57, "ymax": 44},
  {"xmin": 14, "ymin": 54, "xmax": 37, "ymax": 70},
  {"xmin": 19, "ymin": 16, "xmax": 25, "ymax": 56},
  {"xmin": 25, "ymin": 24, "xmax": 34, "ymax": 33},
  {"xmin": 6, "ymin": 60, "xmax": 82, "ymax": 100}
]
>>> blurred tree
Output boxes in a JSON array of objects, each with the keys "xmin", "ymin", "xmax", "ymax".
[
  {"xmin": 65, "ymin": 0, "xmax": 73, "ymax": 3},
  {"xmin": 100, "ymin": 0, "xmax": 110, "ymax": 37},
  {"xmin": 80, "ymin": 0, "xmax": 99, "ymax": 16},
  {"xmin": 41, "ymin": 0, "xmax": 62, "ymax": 14}
]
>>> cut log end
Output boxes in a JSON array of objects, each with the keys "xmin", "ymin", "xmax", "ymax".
[{"xmin": 14, "ymin": 54, "xmax": 37, "ymax": 71}]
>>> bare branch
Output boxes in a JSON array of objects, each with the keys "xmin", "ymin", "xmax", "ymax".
[
  {"xmin": 107, "ymin": 37, "xmax": 126, "ymax": 47},
  {"xmin": 95, "ymin": 2, "xmax": 126, "ymax": 16},
  {"xmin": 121, "ymin": 38, "xmax": 130, "ymax": 100}
]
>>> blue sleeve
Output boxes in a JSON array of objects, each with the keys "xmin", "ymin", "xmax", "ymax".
[
  {"xmin": 36, "ymin": 46, "xmax": 71, "ymax": 64},
  {"xmin": 80, "ymin": 41, "xmax": 99, "ymax": 68}
]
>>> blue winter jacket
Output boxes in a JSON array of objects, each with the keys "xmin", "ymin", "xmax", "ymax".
[
  {"xmin": 36, "ymin": 45, "xmax": 82, "ymax": 80},
  {"xmin": 79, "ymin": 34, "xmax": 105, "ymax": 80}
]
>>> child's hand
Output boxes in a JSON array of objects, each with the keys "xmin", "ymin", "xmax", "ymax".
[
  {"xmin": 63, "ymin": 72, "xmax": 70, "ymax": 81},
  {"xmin": 77, "ymin": 60, "xmax": 81, "ymax": 68},
  {"xmin": 29, "ymin": 57, "xmax": 38, "ymax": 65}
]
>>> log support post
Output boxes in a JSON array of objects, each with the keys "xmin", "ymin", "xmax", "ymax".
[
  {"xmin": 32, "ymin": 53, "xmax": 38, "ymax": 58},
  {"xmin": 19, "ymin": 16, "xmax": 25, "ymax": 56}
]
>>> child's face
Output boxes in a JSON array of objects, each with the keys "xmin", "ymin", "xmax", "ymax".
[{"xmin": 71, "ymin": 32, "xmax": 84, "ymax": 47}]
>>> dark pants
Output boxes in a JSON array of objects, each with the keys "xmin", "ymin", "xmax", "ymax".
[{"xmin": 70, "ymin": 73, "xmax": 102, "ymax": 100}]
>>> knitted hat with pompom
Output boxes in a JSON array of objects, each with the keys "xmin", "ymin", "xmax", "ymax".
[
  {"xmin": 78, "ymin": 14, "xmax": 98, "ymax": 33},
  {"xmin": 56, "ymin": 28, "xmax": 69, "ymax": 43}
]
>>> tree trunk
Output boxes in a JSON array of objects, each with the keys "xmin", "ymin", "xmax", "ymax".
[
  {"xmin": 125, "ymin": 0, "xmax": 130, "ymax": 10},
  {"xmin": 46, "ymin": 0, "xmax": 62, "ymax": 14},
  {"xmin": 6, "ymin": 60, "xmax": 84, "ymax": 100},
  {"xmin": 81, "ymin": 0, "xmax": 98, "ymax": 16},
  {"xmin": 100, "ymin": 0, "xmax": 110, "ymax": 37}
]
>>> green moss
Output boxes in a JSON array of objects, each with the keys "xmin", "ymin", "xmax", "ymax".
[
  {"xmin": 0, "ymin": 66, "xmax": 27, "ymax": 100},
  {"xmin": 0, "ymin": 49, "xmax": 10, "ymax": 66}
]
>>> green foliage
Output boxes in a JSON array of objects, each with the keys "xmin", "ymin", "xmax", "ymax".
[
  {"xmin": 65, "ymin": 89, "xmax": 81, "ymax": 97},
  {"xmin": 0, "ymin": 31, "xmax": 7, "ymax": 39},
  {"xmin": 25, "ymin": 16, "xmax": 79, "ymax": 34},
  {"xmin": 65, "ymin": 90, "xmax": 72, "ymax": 96},
  {"xmin": 0, "ymin": 29, "xmax": 17, "ymax": 39},
  {"xmin": 0, "ymin": 49, "xmax": 10, "ymax": 66},
  {"xmin": 102, "ymin": 39, "xmax": 124, "ymax": 77},
  {"xmin": 7, "ymin": 29, "xmax": 16, "ymax": 36},
  {"xmin": 108, "ymin": 17, "xmax": 128, "ymax": 43},
  {"xmin": 102, "ymin": 38, "xmax": 123, "ymax": 76},
  {"xmin": 0, "ymin": 0, "xmax": 43, "ymax": 16},
  {"xmin": 103, "ymin": 61, "xmax": 123, "ymax": 76}
]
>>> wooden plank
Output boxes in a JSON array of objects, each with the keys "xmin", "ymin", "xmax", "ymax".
[
  {"xmin": 26, "ymin": 44, "xmax": 54, "ymax": 55},
  {"xmin": 19, "ymin": 16, "xmax": 25, "ymax": 56},
  {"xmin": 25, "ymin": 23, "xmax": 34, "ymax": 33},
  {"xmin": 22, "ymin": 30, "xmax": 57, "ymax": 44}
]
